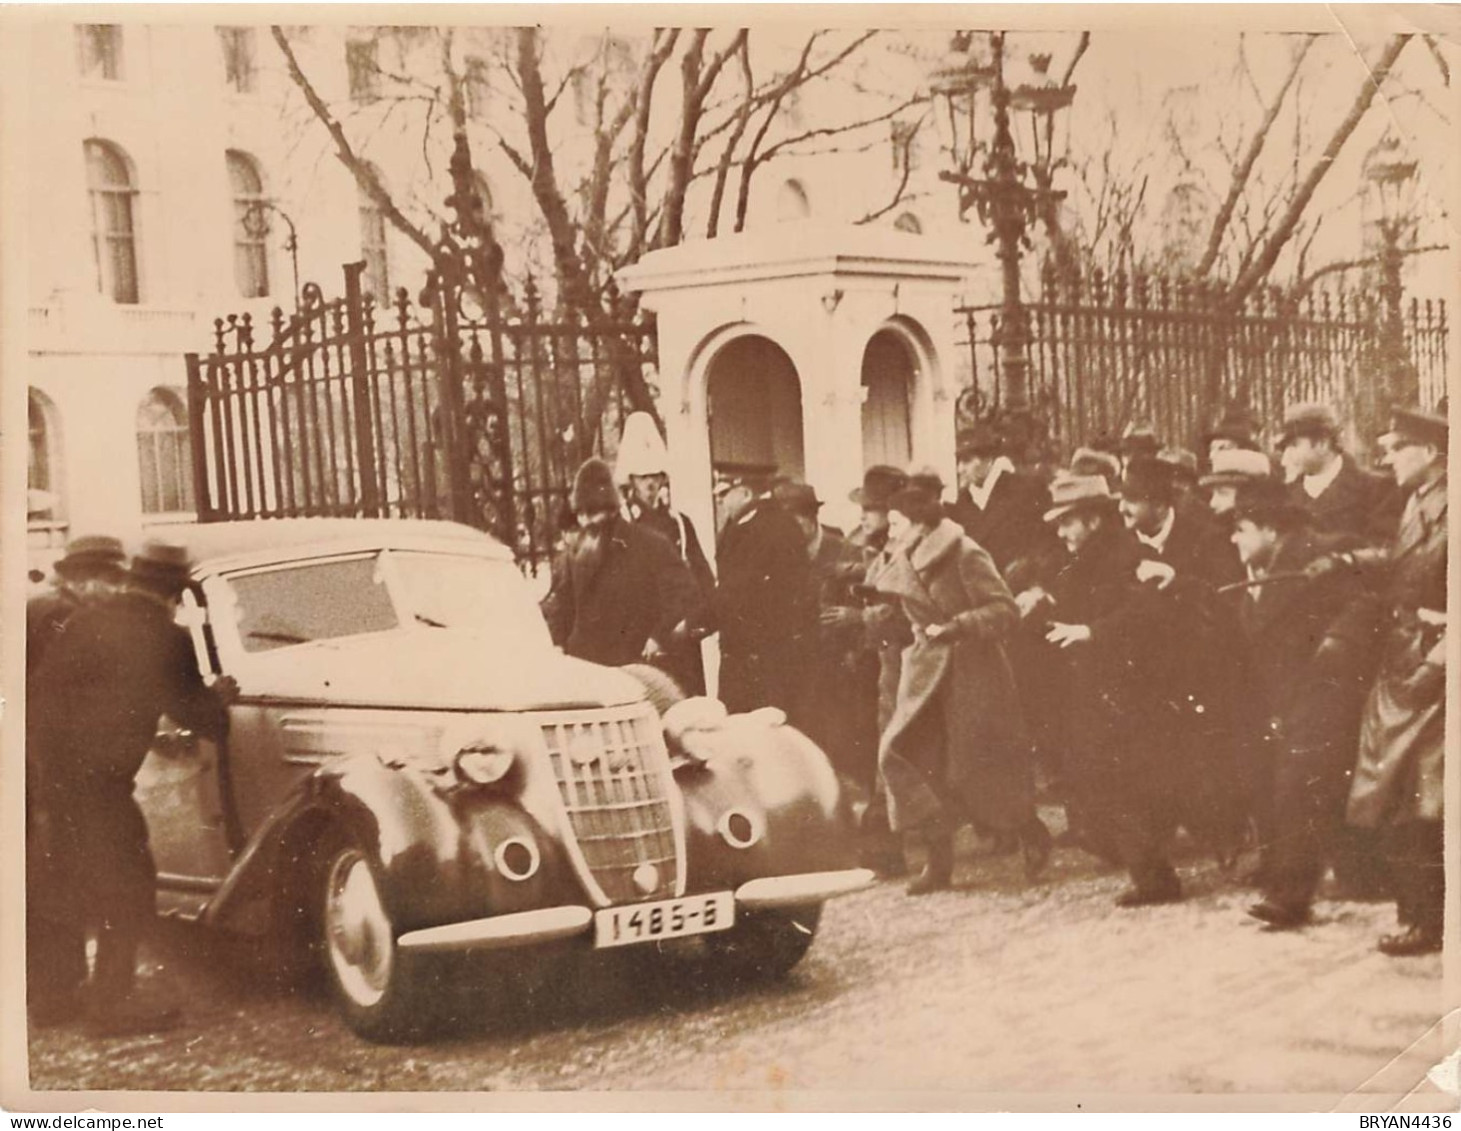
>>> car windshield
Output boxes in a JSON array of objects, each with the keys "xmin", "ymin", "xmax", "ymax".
[{"xmin": 227, "ymin": 550, "xmax": 551, "ymax": 653}]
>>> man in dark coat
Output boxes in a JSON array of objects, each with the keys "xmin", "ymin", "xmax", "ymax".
[
  {"xmin": 1107, "ymin": 458, "xmax": 1251, "ymax": 902},
  {"xmin": 1321, "ymin": 406, "xmax": 1448, "ymax": 956},
  {"xmin": 541, "ymin": 457, "xmax": 702, "ymax": 683},
  {"xmin": 713, "ymin": 473, "xmax": 816, "ymax": 724},
  {"xmin": 1227, "ymin": 480, "xmax": 1374, "ymax": 928},
  {"xmin": 946, "ymin": 422, "xmax": 1054, "ymax": 582},
  {"xmin": 1017, "ymin": 473, "xmax": 1147, "ymax": 874},
  {"xmin": 29, "ymin": 540, "xmax": 237, "ymax": 1035},
  {"xmin": 1279, "ymin": 402, "xmax": 1398, "ymax": 543},
  {"xmin": 26, "ymin": 534, "xmax": 128, "ymax": 1027}
]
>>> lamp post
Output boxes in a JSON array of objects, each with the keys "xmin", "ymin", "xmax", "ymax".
[
  {"xmin": 1362, "ymin": 133, "xmax": 1420, "ymax": 408},
  {"xmin": 239, "ymin": 199, "xmax": 302, "ymax": 311},
  {"xmin": 932, "ymin": 31, "xmax": 1074, "ymax": 462}
]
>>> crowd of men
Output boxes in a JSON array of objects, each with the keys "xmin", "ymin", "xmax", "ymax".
[{"xmin": 544, "ymin": 400, "xmax": 1447, "ymax": 958}]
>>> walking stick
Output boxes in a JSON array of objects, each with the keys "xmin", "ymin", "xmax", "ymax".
[{"xmin": 1213, "ymin": 570, "xmax": 1312, "ymax": 595}]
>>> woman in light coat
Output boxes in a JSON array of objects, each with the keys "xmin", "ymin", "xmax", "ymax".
[{"xmin": 870, "ymin": 470, "xmax": 1052, "ymax": 894}]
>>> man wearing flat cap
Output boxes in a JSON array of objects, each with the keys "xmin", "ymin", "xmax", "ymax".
[
  {"xmin": 947, "ymin": 423, "xmax": 1054, "ymax": 583},
  {"xmin": 25, "ymin": 534, "xmax": 128, "ymax": 1027},
  {"xmin": 28, "ymin": 539, "xmax": 238, "ymax": 1034},
  {"xmin": 1226, "ymin": 480, "xmax": 1374, "ymax": 929},
  {"xmin": 1278, "ymin": 401, "xmax": 1397, "ymax": 543},
  {"xmin": 1315, "ymin": 405, "xmax": 1448, "ymax": 955}
]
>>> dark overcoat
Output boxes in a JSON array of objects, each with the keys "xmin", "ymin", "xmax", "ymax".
[
  {"xmin": 541, "ymin": 517, "xmax": 701, "ymax": 675},
  {"xmin": 1287, "ymin": 455, "xmax": 1400, "ymax": 545},
  {"xmin": 29, "ymin": 590, "xmax": 231, "ymax": 927},
  {"xmin": 1348, "ymin": 474, "xmax": 1447, "ymax": 829},
  {"xmin": 633, "ymin": 506, "xmax": 715, "ymax": 692},
  {"xmin": 946, "ymin": 469, "xmax": 1056, "ymax": 580},
  {"xmin": 870, "ymin": 518, "xmax": 1034, "ymax": 835},
  {"xmin": 714, "ymin": 498, "xmax": 816, "ymax": 721}
]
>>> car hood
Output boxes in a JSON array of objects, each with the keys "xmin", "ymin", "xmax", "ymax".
[{"xmin": 237, "ymin": 631, "xmax": 648, "ymax": 711}]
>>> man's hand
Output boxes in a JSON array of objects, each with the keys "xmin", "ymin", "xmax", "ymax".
[
  {"xmin": 1303, "ymin": 552, "xmax": 1353, "ymax": 580},
  {"xmin": 1046, "ymin": 622, "xmax": 1092, "ymax": 649},
  {"xmin": 923, "ymin": 622, "xmax": 955, "ymax": 643},
  {"xmin": 1135, "ymin": 560, "xmax": 1176, "ymax": 589},
  {"xmin": 820, "ymin": 606, "xmax": 864, "ymax": 630},
  {"xmin": 1015, "ymin": 587, "xmax": 1051, "ymax": 618},
  {"xmin": 209, "ymin": 675, "xmax": 241, "ymax": 706},
  {"xmin": 641, "ymin": 637, "xmax": 667, "ymax": 662}
]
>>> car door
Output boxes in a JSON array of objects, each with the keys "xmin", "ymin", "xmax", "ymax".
[{"xmin": 133, "ymin": 587, "xmax": 235, "ymax": 919}]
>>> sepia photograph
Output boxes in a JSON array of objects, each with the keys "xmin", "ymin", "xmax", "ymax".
[{"xmin": 1, "ymin": 4, "xmax": 1457, "ymax": 1112}]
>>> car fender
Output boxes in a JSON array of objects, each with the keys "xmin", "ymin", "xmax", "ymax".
[{"xmin": 204, "ymin": 752, "xmax": 582, "ymax": 937}]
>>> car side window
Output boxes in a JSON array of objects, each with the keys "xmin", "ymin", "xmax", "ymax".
[{"xmin": 229, "ymin": 555, "xmax": 399, "ymax": 652}]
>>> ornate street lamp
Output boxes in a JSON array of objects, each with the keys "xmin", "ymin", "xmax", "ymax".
[
  {"xmin": 932, "ymin": 31, "xmax": 1075, "ymax": 461},
  {"xmin": 239, "ymin": 199, "xmax": 302, "ymax": 311},
  {"xmin": 1362, "ymin": 133, "xmax": 1420, "ymax": 406}
]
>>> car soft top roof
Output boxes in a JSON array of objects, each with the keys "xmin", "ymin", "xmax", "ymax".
[{"xmin": 160, "ymin": 518, "xmax": 513, "ymax": 576}]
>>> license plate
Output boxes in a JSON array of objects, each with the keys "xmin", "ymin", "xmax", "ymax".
[{"xmin": 594, "ymin": 891, "xmax": 735, "ymax": 949}]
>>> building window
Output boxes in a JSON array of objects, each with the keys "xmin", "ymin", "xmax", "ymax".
[
  {"xmin": 219, "ymin": 27, "xmax": 256, "ymax": 94},
  {"xmin": 28, "ymin": 390, "xmax": 60, "ymax": 522},
  {"xmin": 84, "ymin": 139, "xmax": 139, "ymax": 304},
  {"xmin": 346, "ymin": 39, "xmax": 380, "ymax": 102},
  {"xmin": 227, "ymin": 150, "xmax": 269, "ymax": 298},
  {"xmin": 137, "ymin": 389, "xmax": 195, "ymax": 515},
  {"xmin": 894, "ymin": 212, "xmax": 923, "ymax": 235},
  {"xmin": 464, "ymin": 55, "xmax": 490, "ymax": 119},
  {"xmin": 76, "ymin": 25, "xmax": 122, "ymax": 81},
  {"xmin": 358, "ymin": 170, "xmax": 390, "ymax": 303}
]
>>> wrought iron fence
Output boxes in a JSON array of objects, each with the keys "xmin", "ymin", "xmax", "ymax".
[
  {"xmin": 187, "ymin": 261, "xmax": 657, "ymax": 572},
  {"xmin": 957, "ymin": 267, "xmax": 1450, "ymax": 455}
]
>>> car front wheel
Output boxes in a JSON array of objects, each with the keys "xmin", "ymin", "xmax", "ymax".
[
  {"xmin": 702, "ymin": 903, "xmax": 822, "ymax": 984},
  {"xmin": 319, "ymin": 838, "xmax": 441, "ymax": 1043}
]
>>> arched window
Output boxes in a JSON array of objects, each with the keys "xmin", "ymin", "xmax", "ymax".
[
  {"xmin": 357, "ymin": 166, "xmax": 390, "ymax": 303},
  {"xmin": 136, "ymin": 389, "xmax": 195, "ymax": 515},
  {"xmin": 85, "ymin": 139, "xmax": 139, "ymax": 304},
  {"xmin": 227, "ymin": 150, "xmax": 270, "ymax": 298},
  {"xmin": 28, "ymin": 390, "xmax": 61, "ymax": 522},
  {"xmin": 775, "ymin": 179, "xmax": 811, "ymax": 222},
  {"xmin": 894, "ymin": 212, "xmax": 923, "ymax": 235}
]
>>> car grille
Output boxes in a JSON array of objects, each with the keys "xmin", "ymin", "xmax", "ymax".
[{"xmin": 536, "ymin": 704, "xmax": 682, "ymax": 906}]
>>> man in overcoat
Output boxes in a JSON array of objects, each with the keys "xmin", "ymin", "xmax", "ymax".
[
  {"xmin": 714, "ymin": 472, "xmax": 816, "ymax": 723},
  {"xmin": 541, "ymin": 457, "xmax": 702, "ymax": 684},
  {"xmin": 26, "ymin": 534, "xmax": 128, "ymax": 1026},
  {"xmin": 1279, "ymin": 402, "xmax": 1398, "ymax": 542},
  {"xmin": 1227, "ymin": 479, "xmax": 1375, "ymax": 928},
  {"xmin": 28, "ymin": 540, "xmax": 237, "ymax": 1035},
  {"xmin": 1324, "ymin": 406, "xmax": 1448, "ymax": 955},
  {"xmin": 871, "ymin": 471, "xmax": 1050, "ymax": 894},
  {"xmin": 946, "ymin": 422, "xmax": 1054, "ymax": 582}
]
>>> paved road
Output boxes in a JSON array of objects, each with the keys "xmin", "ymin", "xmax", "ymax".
[{"xmin": 25, "ymin": 826, "xmax": 1454, "ymax": 1107}]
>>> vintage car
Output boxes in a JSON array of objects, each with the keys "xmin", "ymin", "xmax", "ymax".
[{"xmin": 135, "ymin": 518, "xmax": 871, "ymax": 1041}]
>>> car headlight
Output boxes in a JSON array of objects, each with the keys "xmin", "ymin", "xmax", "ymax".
[{"xmin": 454, "ymin": 743, "xmax": 518, "ymax": 787}]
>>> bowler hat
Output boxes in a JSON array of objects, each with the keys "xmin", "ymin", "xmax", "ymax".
[
  {"xmin": 1121, "ymin": 457, "xmax": 1176, "ymax": 505},
  {"xmin": 1201, "ymin": 404, "xmax": 1263, "ymax": 451},
  {"xmin": 1278, "ymin": 402, "xmax": 1340, "ymax": 445},
  {"xmin": 1119, "ymin": 422, "xmax": 1162, "ymax": 457},
  {"xmin": 130, "ymin": 539, "xmax": 194, "ymax": 590},
  {"xmin": 772, "ymin": 479, "xmax": 823, "ymax": 518},
  {"xmin": 54, "ymin": 533, "xmax": 127, "ymax": 580},
  {"xmin": 849, "ymin": 464, "xmax": 909, "ymax": 509},
  {"xmin": 571, "ymin": 457, "xmax": 621, "ymax": 514},
  {"xmin": 1157, "ymin": 447, "xmax": 1199, "ymax": 485},
  {"xmin": 1043, "ymin": 473, "xmax": 1116, "ymax": 523},
  {"xmin": 955, "ymin": 423, "xmax": 1001, "ymax": 460},
  {"xmin": 1231, "ymin": 478, "xmax": 1309, "ymax": 529},
  {"xmin": 1200, "ymin": 448, "xmax": 1271, "ymax": 487},
  {"xmin": 1069, "ymin": 447, "xmax": 1121, "ymax": 484},
  {"xmin": 1378, "ymin": 404, "xmax": 1448, "ymax": 451}
]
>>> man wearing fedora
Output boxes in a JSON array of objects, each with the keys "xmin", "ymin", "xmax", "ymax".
[
  {"xmin": 26, "ymin": 534, "xmax": 128, "ymax": 1027},
  {"xmin": 1227, "ymin": 479, "xmax": 1374, "ymax": 929},
  {"xmin": 28, "ymin": 539, "xmax": 238, "ymax": 1034},
  {"xmin": 1200, "ymin": 448, "xmax": 1273, "ymax": 519},
  {"xmin": 1278, "ymin": 401, "xmax": 1397, "ymax": 542},
  {"xmin": 1318, "ymin": 405, "xmax": 1448, "ymax": 956},
  {"xmin": 947, "ymin": 422, "xmax": 1053, "ymax": 583}
]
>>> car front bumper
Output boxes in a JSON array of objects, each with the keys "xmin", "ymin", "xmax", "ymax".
[{"xmin": 395, "ymin": 867, "xmax": 876, "ymax": 953}]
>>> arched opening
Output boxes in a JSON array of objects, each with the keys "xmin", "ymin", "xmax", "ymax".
[
  {"xmin": 226, "ymin": 149, "xmax": 269, "ymax": 298},
  {"xmin": 707, "ymin": 335, "xmax": 804, "ymax": 482},
  {"xmin": 893, "ymin": 212, "xmax": 923, "ymax": 235},
  {"xmin": 860, "ymin": 328, "xmax": 915, "ymax": 469},
  {"xmin": 136, "ymin": 387, "xmax": 195, "ymax": 515},
  {"xmin": 84, "ymin": 138, "xmax": 139, "ymax": 304},
  {"xmin": 28, "ymin": 388, "xmax": 63, "ymax": 523},
  {"xmin": 775, "ymin": 179, "xmax": 811, "ymax": 222}
]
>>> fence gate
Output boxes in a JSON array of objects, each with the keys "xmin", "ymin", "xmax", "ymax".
[
  {"xmin": 957, "ymin": 266, "xmax": 1449, "ymax": 453},
  {"xmin": 186, "ymin": 260, "xmax": 657, "ymax": 571}
]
